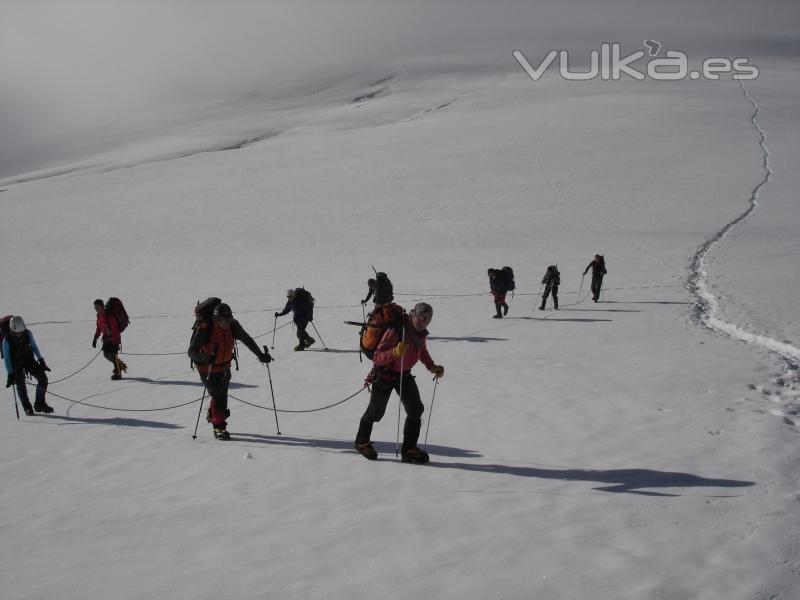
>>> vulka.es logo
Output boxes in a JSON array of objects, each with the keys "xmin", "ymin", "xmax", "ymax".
[{"xmin": 513, "ymin": 42, "xmax": 759, "ymax": 82}]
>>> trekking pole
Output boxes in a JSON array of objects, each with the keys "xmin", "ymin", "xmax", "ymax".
[
  {"xmin": 11, "ymin": 386, "xmax": 19, "ymax": 420},
  {"xmin": 422, "ymin": 377, "xmax": 439, "ymax": 449},
  {"xmin": 395, "ymin": 325, "xmax": 406, "ymax": 458},
  {"xmin": 191, "ymin": 347, "xmax": 217, "ymax": 440},
  {"xmin": 271, "ymin": 315, "xmax": 277, "ymax": 349},
  {"xmin": 263, "ymin": 345, "xmax": 281, "ymax": 435},
  {"xmin": 533, "ymin": 283, "xmax": 544, "ymax": 311},
  {"xmin": 310, "ymin": 322, "xmax": 328, "ymax": 350}
]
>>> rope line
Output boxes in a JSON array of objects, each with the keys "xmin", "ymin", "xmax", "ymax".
[
  {"xmin": 24, "ymin": 381, "xmax": 365, "ymax": 415},
  {"xmin": 48, "ymin": 350, "xmax": 103, "ymax": 384},
  {"xmin": 229, "ymin": 387, "xmax": 366, "ymax": 413},
  {"xmin": 43, "ymin": 387, "xmax": 203, "ymax": 412}
]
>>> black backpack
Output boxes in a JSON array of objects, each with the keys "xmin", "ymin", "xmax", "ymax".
[
  {"xmin": 105, "ymin": 297, "xmax": 130, "ymax": 332},
  {"xmin": 293, "ymin": 288, "xmax": 315, "ymax": 318},
  {"xmin": 193, "ymin": 297, "xmax": 221, "ymax": 330},
  {"xmin": 373, "ymin": 272, "xmax": 394, "ymax": 305},
  {"xmin": 501, "ymin": 266, "xmax": 515, "ymax": 292},
  {"xmin": 547, "ymin": 266, "xmax": 560, "ymax": 286}
]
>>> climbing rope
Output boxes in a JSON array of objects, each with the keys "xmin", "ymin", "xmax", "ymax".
[
  {"xmin": 229, "ymin": 387, "xmax": 366, "ymax": 413},
  {"xmin": 48, "ymin": 350, "xmax": 103, "ymax": 384}
]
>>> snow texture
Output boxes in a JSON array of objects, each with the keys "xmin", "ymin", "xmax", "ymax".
[{"xmin": 1, "ymin": 55, "xmax": 800, "ymax": 600}]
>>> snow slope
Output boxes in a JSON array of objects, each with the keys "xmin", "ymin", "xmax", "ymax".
[{"xmin": 1, "ymin": 68, "xmax": 799, "ymax": 600}]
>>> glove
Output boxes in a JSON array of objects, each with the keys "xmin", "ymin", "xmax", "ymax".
[
  {"xmin": 6, "ymin": 373, "xmax": 15, "ymax": 388},
  {"xmin": 259, "ymin": 351, "xmax": 272, "ymax": 364},
  {"xmin": 392, "ymin": 341, "xmax": 408, "ymax": 358},
  {"xmin": 274, "ymin": 312, "xmax": 280, "ymax": 318},
  {"xmin": 432, "ymin": 365, "xmax": 445, "ymax": 379},
  {"xmin": 361, "ymin": 299, "xmax": 367, "ymax": 305},
  {"xmin": 38, "ymin": 358, "xmax": 51, "ymax": 372},
  {"xmin": 92, "ymin": 337, "xmax": 98, "ymax": 348},
  {"xmin": 195, "ymin": 353, "xmax": 212, "ymax": 365}
]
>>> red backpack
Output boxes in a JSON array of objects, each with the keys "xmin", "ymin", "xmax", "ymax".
[{"xmin": 105, "ymin": 298, "xmax": 130, "ymax": 332}]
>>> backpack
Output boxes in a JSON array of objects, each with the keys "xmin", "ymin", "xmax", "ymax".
[
  {"xmin": 373, "ymin": 272, "xmax": 394, "ymax": 305},
  {"xmin": 360, "ymin": 303, "xmax": 405, "ymax": 360},
  {"xmin": 293, "ymin": 288, "xmax": 315, "ymax": 317},
  {"xmin": 548, "ymin": 266, "xmax": 560, "ymax": 286},
  {"xmin": 0, "ymin": 315, "xmax": 11, "ymax": 359},
  {"xmin": 193, "ymin": 297, "xmax": 221, "ymax": 330},
  {"xmin": 501, "ymin": 266, "xmax": 515, "ymax": 292},
  {"xmin": 105, "ymin": 298, "xmax": 130, "ymax": 332}
]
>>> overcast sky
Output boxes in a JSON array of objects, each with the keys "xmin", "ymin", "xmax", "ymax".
[{"xmin": 1, "ymin": 0, "xmax": 798, "ymax": 176}]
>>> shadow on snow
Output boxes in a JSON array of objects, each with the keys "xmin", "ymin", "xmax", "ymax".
[
  {"xmin": 427, "ymin": 462, "xmax": 754, "ymax": 497},
  {"xmin": 44, "ymin": 414, "xmax": 183, "ymax": 429}
]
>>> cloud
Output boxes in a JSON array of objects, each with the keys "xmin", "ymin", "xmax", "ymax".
[{"xmin": 1, "ymin": 0, "xmax": 798, "ymax": 176}]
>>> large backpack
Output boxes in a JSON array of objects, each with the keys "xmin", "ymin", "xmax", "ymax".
[
  {"xmin": 548, "ymin": 266, "xmax": 560, "ymax": 286},
  {"xmin": 105, "ymin": 297, "xmax": 130, "ymax": 332},
  {"xmin": 373, "ymin": 272, "xmax": 394, "ymax": 305},
  {"xmin": 501, "ymin": 266, "xmax": 515, "ymax": 292},
  {"xmin": 360, "ymin": 303, "xmax": 405, "ymax": 360},
  {"xmin": 0, "ymin": 315, "xmax": 11, "ymax": 359},
  {"xmin": 293, "ymin": 288, "xmax": 315, "ymax": 318},
  {"xmin": 190, "ymin": 297, "xmax": 222, "ymax": 369},
  {"xmin": 193, "ymin": 297, "xmax": 221, "ymax": 330}
]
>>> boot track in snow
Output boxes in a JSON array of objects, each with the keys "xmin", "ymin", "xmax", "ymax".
[{"xmin": 687, "ymin": 82, "xmax": 800, "ymax": 373}]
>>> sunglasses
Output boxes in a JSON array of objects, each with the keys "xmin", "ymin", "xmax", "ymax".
[{"xmin": 414, "ymin": 313, "xmax": 432, "ymax": 324}]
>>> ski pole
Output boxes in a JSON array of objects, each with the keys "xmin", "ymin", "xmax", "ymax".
[
  {"xmin": 422, "ymin": 377, "xmax": 439, "ymax": 449},
  {"xmin": 263, "ymin": 345, "xmax": 281, "ymax": 435},
  {"xmin": 395, "ymin": 325, "xmax": 406, "ymax": 458},
  {"xmin": 11, "ymin": 386, "xmax": 19, "ymax": 420},
  {"xmin": 578, "ymin": 274, "xmax": 585, "ymax": 303},
  {"xmin": 310, "ymin": 322, "xmax": 327, "ymax": 350},
  {"xmin": 271, "ymin": 315, "xmax": 277, "ymax": 349},
  {"xmin": 191, "ymin": 347, "xmax": 217, "ymax": 439}
]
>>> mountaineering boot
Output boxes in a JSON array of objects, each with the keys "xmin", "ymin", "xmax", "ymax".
[
  {"xmin": 354, "ymin": 440, "xmax": 378, "ymax": 460},
  {"xmin": 213, "ymin": 428, "xmax": 231, "ymax": 441},
  {"xmin": 503, "ymin": 303, "xmax": 509, "ymax": 316},
  {"xmin": 34, "ymin": 402, "xmax": 54, "ymax": 414},
  {"xmin": 538, "ymin": 304, "xmax": 545, "ymax": 311},
  {"xmin": 304, "ymin": 336, "xmax": 316, "ymax": 349},
  {"xmin": 401, "ymin": 446, "xmax": 430, "ymax": 464},
  {"xmin": 294, "ymin": 343, "xmax": 306, "ymax": 351},
  {"xmin": 21, "ymin": 401, "xmax": 34, "ymax": 416},
  {"xmin": 493, "ymin": 305, "xmax": 503, "ymax": 319},
  {"xmin": 111, "ymin": 371, "xmax": 122, "ymax": 380}
]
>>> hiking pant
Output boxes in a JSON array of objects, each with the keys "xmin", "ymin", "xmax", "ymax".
[
  {"xmin": 541, "ymin": 285, "xmax": 558, "ymax": 309},
  {"xmin": 101, "ymin": 341, "xmax": 121, "ymax": 372},
  {"xmin": 492, "ymin": 292, "xmax": 508, "ymax": 316},
  {"xmin": 295, "ymin": 319, "xmax": 314, "ymax": 346},
  {"xmin": 101, "ymin": 341, "xmax": 119, "ymax": 363},
  {"xmin": 200, "ymin": 369, "xmax": 231, "ymax": 429},
  {"xmin": 356, "ymin": 372, "xmax": 424, "ymax": 451},
  {"xmin": 591, "ymin": 275, "xmax": 604, "ymax": 301},
  {"xmin": 14, "ymin": 361, "xmax": 48, "ymax": 409}
]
